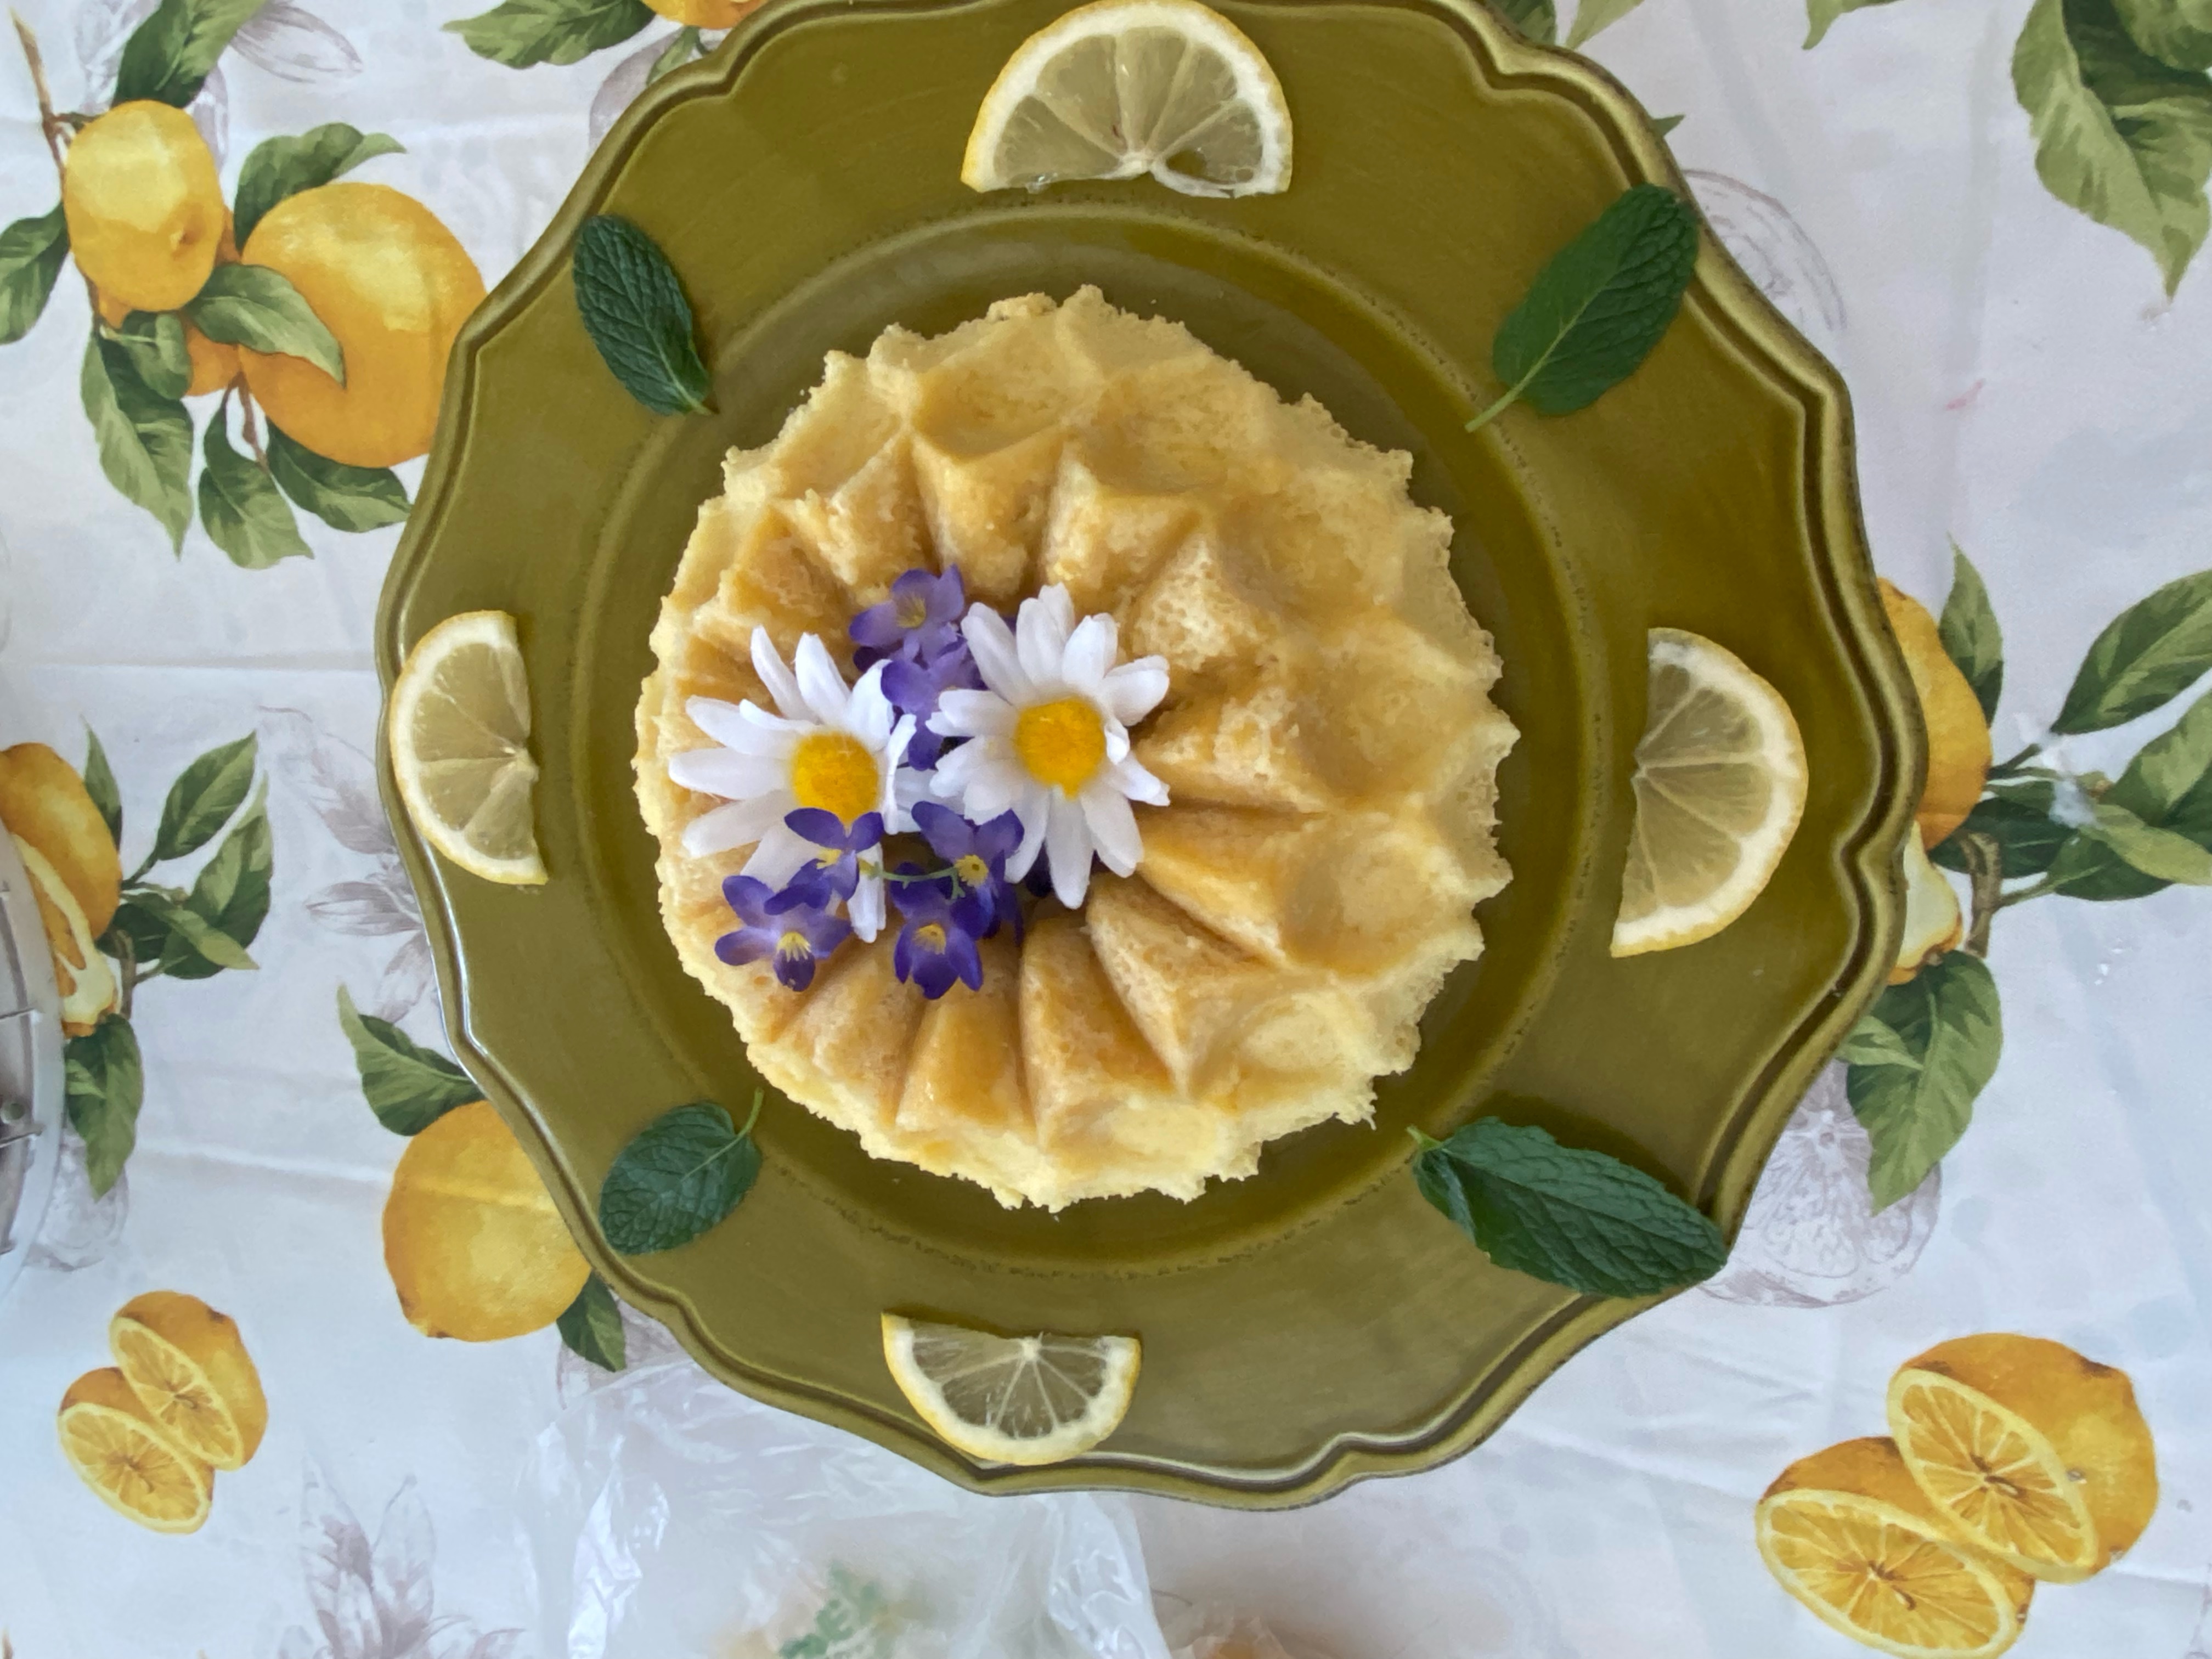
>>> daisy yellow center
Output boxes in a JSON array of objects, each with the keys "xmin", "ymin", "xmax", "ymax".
[
  {"xmin": 788, "ymin": 731, "xmax": 879, "ymax": 822},
  {"xmin": 954, "ymin": 853, "xmax": 990, "ymax": 888},
  {"xmin": 1013, "ymin": 696, "xmax": 1105, "ymax": 794},
  {"xmin": 913, "ymin": 922, "xmax": 948, "ymax": 952}
]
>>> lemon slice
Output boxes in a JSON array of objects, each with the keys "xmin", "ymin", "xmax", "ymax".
[
  {"xmin": 881, "ymin": 1313, "xmax": 1139, "ymax": 1465},
  {"xmin": 57, "ymin": 1368, "xmax": 214, "ymax": 1534},
  {"xmin": 961, "ymin": 0, "xmax": 1292, "ymax": 198},
  {"xmin": 388, "ymin": 610, "xmax": 546, "ymax": 885},
  {"xmin": 1611, "ymin": 628, "xmax": 1807, "ymax": 957},
  {"xmin": 110, "ymin": 1291, "xmax": 268, "ymax": 1471}
]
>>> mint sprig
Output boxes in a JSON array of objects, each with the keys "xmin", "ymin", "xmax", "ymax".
[
  {"xmin": 572, "ymin": 213, "xmax": 713, "ymax": 417},
  {"xmin": 599, "ymin": 1093, "xmax": 763, "ymax": 1254},
  {"xmin": 1411, "ymin": 1117, "xmax": 1726, "ymax": 1296}
]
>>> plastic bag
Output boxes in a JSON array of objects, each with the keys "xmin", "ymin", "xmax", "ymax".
[
  {"xmin": 1159, "ymin": 1604, "xmax": 1334, "ymax": 1659},
  {"xmin": 522, "ymin": 1334, "xmax": 1172, "ymax": 1659}
]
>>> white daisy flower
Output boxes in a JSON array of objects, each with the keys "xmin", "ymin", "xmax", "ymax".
[
  {"xmin": 927, "ymin": 584, "xmax": 1170, "ymax": 909},
  {"xmin": 670, "ymin": 629, "xmax": 916, "ymax": 941}
]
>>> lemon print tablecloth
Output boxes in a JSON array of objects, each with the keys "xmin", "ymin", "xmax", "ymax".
[{"xmin": 3, "ymin": 2, "xmax": 2211, "ymax": 1655}]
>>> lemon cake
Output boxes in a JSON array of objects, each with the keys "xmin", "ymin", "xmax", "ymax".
[{"xmin": 635, "ymin": 287, "xmax": 1514, "ymax": 1209}]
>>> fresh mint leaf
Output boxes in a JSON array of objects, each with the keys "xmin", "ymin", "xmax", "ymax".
[
  {"xmin": 2053, "ymin": 568, "xmax": 2212, "ymax": 733},
  {"xmin": 1494, "ymin": 0, "xmax": 1558, "ymax": 44},
  {"xmin": 83, "ymin": 730, "xmax": 123, "ymax": 850},
  {"xmin": 1939, "ymin": 543, "xmax": 2004, "ymax": 723},
  {"xmin": 1839, "ymin": 1014, "xmax": 1923, "ymax": 1070},
  {"xmin": 2083, "ymin": 799, "xmax": 2212, "ymax": 883},
  {"xmin": 1930, "ymin": 782, "xmax": 2072, "ymax": 878},
  {"xmin": 234, "ymin": 124, "xmax": 405, "ymax": 245},
  {"xmin": 1565, "ymin": 0, "xmax": 1647, "ymax": 48},
  {"xmin": 446, "ymin": 0, "xmax": 655, "ymax": 69},
  {"xmin": 1, "ymin": 207, "xmax": 69, "ymax": 346},
  {"xmin": 106, "ymin": 312, "xmax": 194, "ymax": 400},
  {"xmin": 2113, "ymin": 0, "xmax": 2212, "ymax": 73},
  {"xmin": 1410, "ymin": 1116, "xmax": 1726, "ymax": 1297},
  {"xmin": 115, "ymin": 0, "xmax": 267, "ymax": 106},
  {"xmin": 336, "ymin": 985, "xmax": 478, "ymax": 1135},
  {"xmin": 599, "ymin": 1096, "xmax": 761, "ymax": 1255},
  {"xmin": 1469, "ymin": 184, "xmax": 1698, "ymax": 432},
  {"xmin": 151, "ymin": 733, "xmax": 257, "ymax": 865},
  {"xmin": 267, "ymin": 427, "xmax": 410, "ymax": 532},
  {"xmin": 165, "ymin": 784, "xmax": 271, "ymax": 978},
  {"xmin": 199, "ymin": 413, "xmax": 312, "ymax": 568},
  {"xmin": 556, "ymin": 1273, "xmax": 627, "ymax": 1371},
  {"xmin": 1847, "ymin": 952, "xmax": 2001, "ymax": 1209},
  {"xmin": 187, "ymin": 264, "xmax": 345, "ymax": 384},
  {"xmin": 66, "ymin": 1014, "xmax": 144, "ymax": 1197},
  {"xmin": 82, "ymin": 332, "xmax": 194, "ymax": 552},
  {"xmin": 572, "ymin": 213, "xmax": 713, "ymax": 417}
]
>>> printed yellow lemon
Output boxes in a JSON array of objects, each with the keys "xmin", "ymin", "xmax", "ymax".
[
  {"xmin": 1881, "ymin": 580, "xmax": 1990, "ymax": 849},
  {"xmin": 387, "ymin": 610, "xmax": 546, "ymax": 885},
  {"xmin": 382, "ymin": 1099, "xmax": 590, "ymax": 1341},
  {"xmin": 1888, "ymin": 1334, "xmax": 2157, "ymax": 1583},
  {"xmin": 61, "ymin": 101, "xmax": 224, "ymax": 314},
  {"xmin": 239, "ymin": 182, "xmax": 485, "ymax": 469},
  {"xmin": 0, "ymin": 743, "xmax": 123, "ymax": 1033},
  {"xmin": 1611, "ymin": 629, "xmax": 1808, "ymax": 956},
  {"xmin": 57, "ymin": 1367, "xmax": 215, "ymax": 1534},
  {"xmin": 962, "ymin": 0, "xmax": 1292, "ymax": 197},
  {"xmin": 1891, "ymin": 833, "xmax": 1964, "ymax": 983},
  {"xmin": 109, "ymin": 1291, "xmax": 268, "ymax": 1471},
  {"xmin": 647, "ymin": 0, "xmax": 759, "ymax": 23},
  {"xmin": 1758, "ymin": 1436, "xmax": 2033, "ymax": 1659},
  {"xmin": 882, "ymin": 1313, "xmax": 1139, "ymax": 1465}
]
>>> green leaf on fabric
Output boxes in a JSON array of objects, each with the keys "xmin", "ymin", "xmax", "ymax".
[
  {"xmin": 2053, "ymin": 568, "xmax": 2212, "ymax": 732},
  {"xmin": 106, "ymin": 889, "xmax": 184, "ymax": 971},
  {"xmin": 198, "ymin": 414, "xmax": 312, "ymax": 569},
  {"xmin": 1566, "ymin": 0, "xmax": 1647, "ymax": 47},
  {"xmin": 1410, "ymin": 1116, "xmax": 1727, "ymax": 1297},
  {"xmin": 572, "ymin": 213, "xmax": 712, "ymax": 417},
  {"xmin": 164, "ymin": 785, "xmax": 271, "ymax": 978},
  {"xmin": 83, "ymin": 730, "xmax": 123, "ymax": 850},
  {"xmin": 647, "ymin": 24, "xmax": 703, "ymax": 83},
  {"xmin": 1493, "ymin": 0, "xmax": 1559, "ymax": 44},
  {"xmin": 336, "ymin": 985, "xmax": 478, "ymax": 1135},
  {"xmin": 2082, "ymin": 799, "xmax": 2212, "ymax": 883},
  {"xmin": 1838, "ymin": 1014, "xmax": 1924, "ymax": 1070},
  {"xmin": 114, "ymin": 0, "xmax": 264, "ymax": 107},
  {"xmin": 2012, "ymin": 0, "xmax": 2212, "ymax": 296},
  {"xmin": 1847, "ymin": 952, "xmax": 2002, "ymax": 1210},
  {"xmin": 81, "ymin": 332, "xmax": 194, "ymax": 552},
  {"xmin": 265, "ymin": 426, "xmax": 410, "ymax": 532},
  {"xmin": 1939, "ymin": 544, "xmax": 2004, "ymax": 722},
  {"xmin": 1471, "ymin": 185, "xmax": 1699, "ymax": 430},
  {"xmin": 1651, "ymin": 114, "xmax": 1684, "ymax": 137},
  {"xmin": 105, "ymin": 311, "xmax": 193, "ymax": 400},
  {"xmin": 556, "ymin": 1273, "xmax": 627, "ymax": 1371},
  {"xmin": 1930, "ymin": 783, "xmax": 2073, "ymax": 878},
  {"xmin": 233, "ymin": 124, "xmax": 405, "ymax": 246},
  {"xmin": 65, "ymin": 1014, "xmax": 144, "ymax": 1197},
  {"xmin": 2113, "ymin": 0, "xmax": 2212, "ymax": 71},
  {"xmin": 2044, "ymin": 691, "xmax": 2212, "ymax": 899},
  {"xmin": 186, "ymin": 264, "xmax": 345, "ymax": 383},
  {"xmin": 1805, "ymin": 0, "xmax": 1901, "ymax": 48},
  {"xmin": 1, "ymin": 207, "xmax": 69, "ymax": 346},
  {"xmin": 599, "ymin": 1096, "xmax": 762, "ymax": 1255},
  {"xmin": 151, "ymin": 733, "xmax": 256, "ymax": 865},
  {"xmin": 445, "ymin": 0, "xmax": 656, "ymax": 68}
]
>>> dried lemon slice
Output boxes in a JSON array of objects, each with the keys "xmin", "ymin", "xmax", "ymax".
[
  {"xmin": 1611, "ymin": 628, "xmax": 1807, "ymax": 957},
  {"xmin": 110, "ymin": 1291, "xmax": 267, "ymax": 1471},
  {"xmin": 388, "ymin": 610, "xmax": 546, "ymax": 885},
  {"xmin": 57, "ymin": 1367, "xmax": 214, "ymax": 1533},
  {"xmin": 961, "ymin": 0, "xmax": 1292, "ymax": 198},
  {"xmin": 881, "ymin": 1313, "xmax": 1139, "ymax": 1465}
]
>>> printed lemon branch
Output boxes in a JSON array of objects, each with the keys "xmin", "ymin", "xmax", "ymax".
[
  {"xmin": 10, "ymin": 14, "xmax": 93, "ymax": 309},
  {"xmin": 1957, "ymin": 831, "xmax": 2002, "ymax": 958}
]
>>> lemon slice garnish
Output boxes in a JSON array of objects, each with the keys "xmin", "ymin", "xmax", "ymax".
[
  {"xmin": 961, "ymin": 0, "xmax": 1292, "ymax": 198},
  {"xmin": 1611, "ymin": 627, "xmax": 1807, "ymax": 957},
  {"xmin": 57, "ymin": 1368, "xmax": 214, "ymax": 1534},
  {"xmin": 388, "ymin": 610, "xmax": 547, "ymax": 886},
  {"xmin": 881, "ymin": 1313, "xmax": 1139, "ymax": 1465}
]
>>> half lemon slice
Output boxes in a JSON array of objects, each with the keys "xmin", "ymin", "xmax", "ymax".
[
  {"xmin": 110, "ymin": 1291, "xmax": 268, "ymax": 1471},
  {"xmin": 1612, "ymin": 627, "xmax": 1807, "ymax": 957},
  {"xmin": 388, "ymin": 610, "xmax": 546, "ymax": 885},
  {"xmin": 882, "ymin": 1313, "xmax": 1139, "ymax": 1465},
  {"xmin": 961, "ymin": 0, "xmax": 1292, "ymax": 198},
  {"xmin": 57, "ymin": 1367, "xmax": 214, "ymax": 1534}
]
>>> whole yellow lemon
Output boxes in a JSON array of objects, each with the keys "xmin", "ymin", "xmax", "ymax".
[
  {"xmin": 238, "ymin": 183, "xmax": 485, "ymax": 469},
  {"xmin": 647, "ymin": 0, "xmax": 760, "ymax": 25},
  {"xmin": 1879, "ymin": 579, "xmax": 1991, "ymax": 849},
  {"xmin": 381, "ymin": 1099, "xmax": 590, "ymax": 1342},
  {"xmin": 62, "ymin": 101, "xmax": 225, "ymax": 314}
]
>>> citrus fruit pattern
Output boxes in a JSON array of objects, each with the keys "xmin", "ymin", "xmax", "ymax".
[{"xmin": 61, "ymin": 102, "xmax": 225, "ymax": 313}]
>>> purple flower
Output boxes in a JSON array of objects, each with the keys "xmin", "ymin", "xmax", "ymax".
[
  {"xmin": 882, "ymin": 646, "xmax": 983, "ymax": 769},
  {"xmin": 776, "ymin": 808, "xmax": 883, "ymax": 910},
  {"xmin": 716, "ymin": 874, "xmax": 850, "ymax": 991},
  {"xmin": 890, "ymin": 865, "xmax": 990, "ymax": 1000},
  {"xmin": 850, "ymin": 567, "xmax": 966, "ymax": 665},
  {"xmin": 912, "ymin": 801, "xmax": 1024, "ymax": 940}
]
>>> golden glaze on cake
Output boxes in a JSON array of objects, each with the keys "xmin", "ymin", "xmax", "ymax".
[{"xmin": 636, "ymin": 289, "xmax": 1514, "ymax": 1208}]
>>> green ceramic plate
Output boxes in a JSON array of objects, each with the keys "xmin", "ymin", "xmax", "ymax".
[{"xmin": 377, "ymin": 0, "xmax": 1920, "ymax": 1504}]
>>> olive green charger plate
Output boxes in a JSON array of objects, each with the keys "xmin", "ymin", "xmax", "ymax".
[{"xmin": 376, "ymin": 0, "xmax": 1921, "ymax": 1504}]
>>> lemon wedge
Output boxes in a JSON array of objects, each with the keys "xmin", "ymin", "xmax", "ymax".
[
  {"xmin": 961, "ymin": 0, "xmax": 1292, "ymax": 198},
  {"xmin": 1612, "ymin": 628, "xmax": 1807, "ymax": 957},
  {"xmin": 388, "ymin": 610, "xmax": 546, "ymax": 885},
  {"xmin": 881, "ymin": 1313, "xmax": 1139, "ymax": 1465}
]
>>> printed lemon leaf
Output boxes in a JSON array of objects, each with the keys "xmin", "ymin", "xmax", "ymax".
[
  {"xmin": 267, "ymin": 427, "xmax": 409, "ymax": 532},
  {"xmin": 2044, "ymin": 690, "xmax": 2212, "ymax": 900},
  {"xmin": 556, "ymin": 1273, "xmax": 627, "ymax": 1372},
  {"xmin": 104, "ymin": 312, "xmax": 194, "ymax": 401},
  {"xmin": 1805, "ymin": 0, "xmax": 1901, "ymax": 47},
  {"xmin": 234, "ymin": 124, "xmax": 405, "ymax": 246},
  {"xmin": 2053, "ymin": 567, "xmax": 2212, "ymax": 732},
  {"xmin": 150, "ymin": 732, "xmax": 256, "ymax": 865},
  {"xmin": 118, "ymin": 887, "xmax": 255, "ymax": 975},
  {"xmin": 1565, "ymin": 0, "xmax": 1646, "ymax": 48},
  {"xmin": 599, "ymin": 1096, "xmax": 763, "ymax": 1255},
  {"xmin": 1838, "ymin": 1014, "xmax": 1924, "ymax": 1071},
  {"xmin": 1494, "ymin": 0, "xmax": 1559, "ymax": 44},
  {"xmin": 2113, "ymin": 0, "xmax": 2212, "ymax": 71},
  {"xmin": 1651, "ymin": 114, "xmax": 1684, "ymax": 136},
  {"xmin": 105, "ymin": 889, "xmax": 185, "ymax": 971},
  {"xmin": 1410, "ymin": 1117, "xmax": 1726, "ymax": 1297},
  {"xmin": 115, "ymin": 0, "xmax": 268, "ymax": 108},
  {"xmin": 199, "ymin": 414, "xmax": 312, "ymax": 569},
  {"xmin": 1847, "ymin": 952, "xmax": 2002, "ymax": 1210},
  {"xmin": 336, "ymin": 985, "xmax": 477, "ymax": 1135},
  {"xmin": 1939, "ymin": 543, "xmax": 2004, "ymax": 722},
  {"xmin": 82, "ymin": 333, "xmax": 194, "ymax": 553},
  {"xmin": 2013, "ymin": 0, "xmax": 2212, "ymax": 296},
  {"xmin": 573, "ymin": 215, "xmax": 713, "ymax": 417},
  {"xmin": 83, "ymin": 730, "xmax": 123, "ymax": 850},
  {"xmin": 648, "ymin": 25, "xmax": 703, "ymax": 84},
  {"xmin": 1931, "ymin": 782, "xmax": 2073, "ymax": 878},
  {"xmin": 2080, "ymin": 799, "xmax": 2212, "ymax": 883},
  {"xmin": 65, "ymin": 1013, "xmax": 144, "ymax": 1198},
  {"xmin": 164, "ymin": 784, "xmax": 271, "ymax": 978},
  {"xmin": 1471, "ymin": 184, "xmax": 1699, "ymax": 430},
  {"xmin": 446, "ymin": 0, "xmax": 656, "ymax": 69},
  {"xmin": 187, "ymin": 264, "xmax": 345, "ymax": 384},
  {"xmin": 1, "ymin": 206, "xmax": 69, "ymax": 346}
]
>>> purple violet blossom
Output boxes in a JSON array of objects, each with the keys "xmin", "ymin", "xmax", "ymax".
[
  {"xmin": 882, "ymin": 646, "xmax": 983, "ymax": 769},
  {"xmin": 715, "ymin": 874, "xmax": 850, "ymax": 991},
  {"xmin": 850, "ymin": 567, "xmax": 967, "ymax": 667},
  {"xmin": 775, "ymin": 808, "xmax": 884, "ymax": 911},
  {"xmin": 889, "ymin": 864, "xmax": 990, "ymax": 1000},
  {"xmin": 912, "ymin": 802, "xmax": 1024, "ymax": 940}
]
